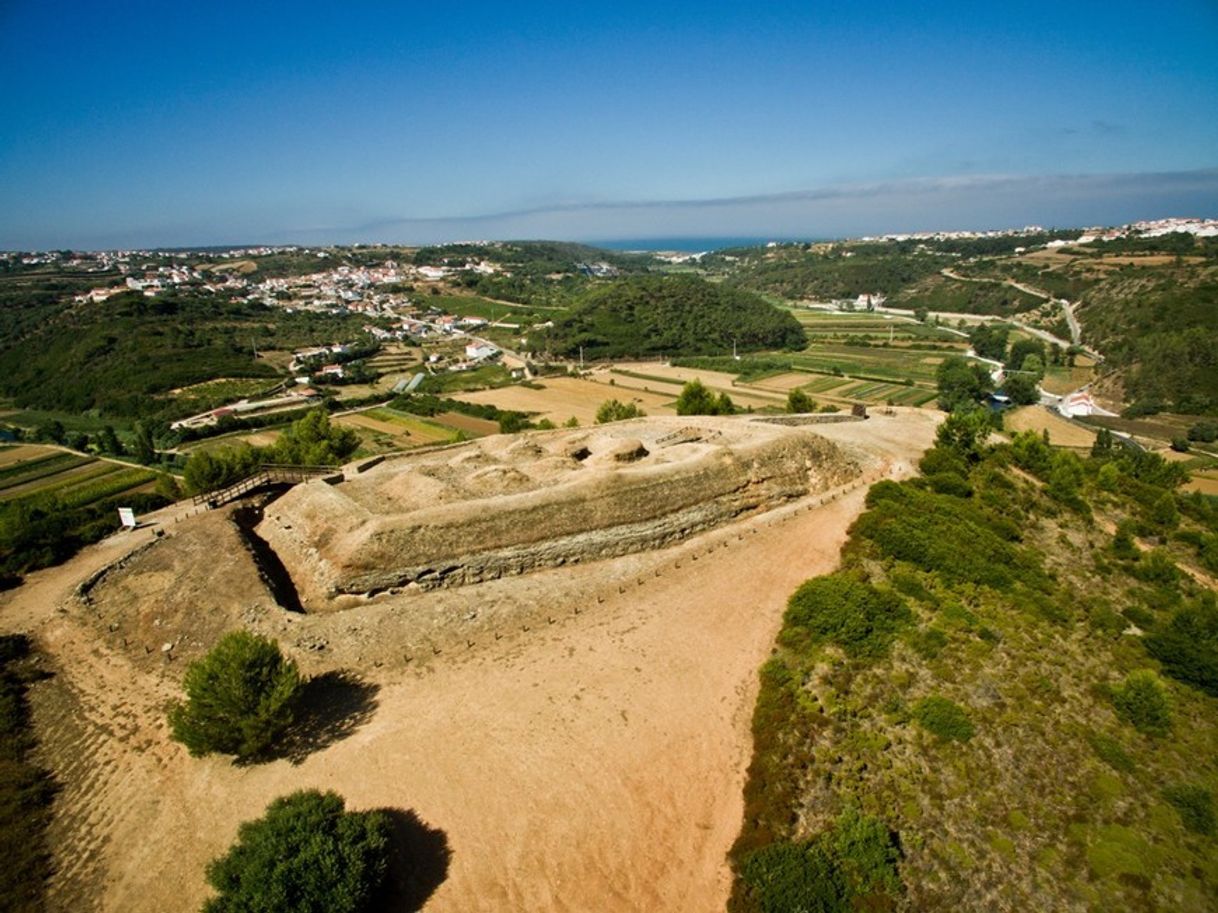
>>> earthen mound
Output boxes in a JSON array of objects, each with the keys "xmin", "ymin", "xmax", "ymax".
[{"xmin": 257, "ymin": 416, "xmax": 859, "ymax": 611}]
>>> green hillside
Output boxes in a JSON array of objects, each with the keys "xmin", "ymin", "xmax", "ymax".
[
  {"xmin": 1077, "ymin": 267, "xmax": 1218, "ymax": 414},
  {"xmin": 535, "ymin": 275, "xmax": 806, "ymax": 359},
  {"xmin": 731, "ymin": 425, "xmax": 1218, "ymax": 912},
  {"xmin": 0, "ymin": 290, "xmax": 366, "ymax": 419}
]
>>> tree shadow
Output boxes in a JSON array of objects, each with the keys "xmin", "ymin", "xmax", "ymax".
[
  {"xmin": 375, "ymin": 808, "xmax": 452, "ymax": 912},
  {"xmin": 271, "ymin": 670, "xmax": 381, "ymax": 764}
]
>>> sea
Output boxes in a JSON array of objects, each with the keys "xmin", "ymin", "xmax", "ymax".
[{"xmin": 592, "ymin": 237, "xmax": 816, "ymax": 253}]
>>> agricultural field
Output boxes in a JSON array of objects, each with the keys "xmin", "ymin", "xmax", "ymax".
[
  {"xmin": 1184, "ymin": 470, "xmax": 1218, "ymax": 496},
  {"xmin": 787, "ymin": 308, "xmax": 966, "ymax": 343},
  {"xmin": 1004, "ymin": 405, "xmax": 1098, "ymax": 449},
  {"xmin": 604, "ymin": 363, "xmax": 783, "ymax": 411},
  {"xmin": 364, "ymin": 344, "xmax": 423, "ymax": 375},
  {"xmin": 0, "ymin": 445, "xmax": 157, "ymax": 507},
  {"xmin": 177, "ymin": 427, "xmax": 286, "ymax": 455},
  {"xmin": 1040, "ymin": 363, "xmax": 1097, "ymax": 396},
  {"xmin": 786, "ymin": 343, "xmax": 946, "ymax": 384},
  {"xmin": 463, "ymin": 375, "xmax": 678, "ymax": 425},
  {"xmin": 607, "ymin": 359, "xmax": 941, "ymax": 410},
  {"xmin": 336, "ymin": 406, "xmax": 464, "ymax": 455}
]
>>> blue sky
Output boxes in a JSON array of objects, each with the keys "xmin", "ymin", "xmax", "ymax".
[{"xmin": 1, "ymin": 1, "xmax": 1216, "ymax": 248}]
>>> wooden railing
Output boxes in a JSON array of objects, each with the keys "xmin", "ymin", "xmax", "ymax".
[{"xmin": 191, "ymin": 463, "xmax": 336, "ymax": 508}]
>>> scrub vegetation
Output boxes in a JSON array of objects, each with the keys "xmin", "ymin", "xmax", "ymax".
[{"xmin": 731, "ymin": 413, "xmax": 1218, "ymax": 912}]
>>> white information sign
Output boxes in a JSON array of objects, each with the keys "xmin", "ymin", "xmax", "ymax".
[{"xmin": 118, "ymin": 507, "xmax": 137, "ymax": 528}]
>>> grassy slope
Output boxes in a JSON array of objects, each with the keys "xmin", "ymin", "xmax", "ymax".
[{"xmin": 732, "ymin": 440, "xmax": 1218, "ymax": 912}]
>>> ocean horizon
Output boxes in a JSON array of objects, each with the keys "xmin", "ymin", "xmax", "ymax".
[{"xmin": 590, "ymin": 236, "xmax": 821, "ymax": 253}]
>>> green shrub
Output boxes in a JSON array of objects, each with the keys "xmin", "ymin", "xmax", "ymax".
[
  {"xmin": 1122, "ymin": 605, "xmax": 1156, "ymax": 630},
  {"xmin": 913, "ymin": 695, "xmax": 975, "ymax": 742},
  {"xmin": 1110, "ymin": 670, "xmax": 1172, "ymax": 737},
  {"xmin": 203, "ymin": 789, "xmax": 390, "ymax": 913},
  {"xmin": 1145, "ymin": 596, "xmax": 1218, "ymax": 697},
  {"xmin": 740, "ymin": 841, "xmax": 847, "ymax": 913},
  {"xmin": 908, "ymin": 627, "xmax": 949, "ymax": 660},
  {"xmin": 1111, "ymin": 521, "xmax": 1139, "ymax": 560},
  {"xmin": 1129, "ymin": 548, "xmax": 1179, "ymax": 585},
  {"xmin": 853, "ymin": 481, "xmax": 1043, "ymax": 591},
  {"xmin": 1163, "ymin": 784, "xmax": 1215, "ymax": 835},
  {"xmin": 786, "ymin": 388, "xmax": 816, "ymax": 414},
  {"xmin": 781, "ymin": 573, "xmax": 911, "ymax": 660},
  {"xmin": 925, "ymin": 472, "xmax": 973, "ymax": 498},
  {"xmin": 595, "ymin": 398, "xmax": 644, "ymax": 424},
  {"xmin": 675, "ymin": 379, "xmax": 735, "ymax": 416},
  {"xmin": 827, "ymin": 806, "xmax": 903, "ymax": 897},
  {"xmin": 168, "ymin": 631, "xmax": 303, "ymax": 760},
  {"xmin": 918, "ymin": 446, "xmax": 969, "ymax": 478},
  {"xmin": 1087, "ymin": 732, "xmax": 1135, "ymax": 773},
  {"xmin": 739, "ymin": 808, "xmax": 901, "ymax": 913}
]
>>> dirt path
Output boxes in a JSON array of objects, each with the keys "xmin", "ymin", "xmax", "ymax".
[{"xmin": 3, "ymin": 413, "xmax": 937, "ymax": 913}]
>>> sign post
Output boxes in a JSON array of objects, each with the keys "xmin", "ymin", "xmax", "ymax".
[{"xmin": 118, "ymin": 507, "xmax": 137, "ymax": 529}]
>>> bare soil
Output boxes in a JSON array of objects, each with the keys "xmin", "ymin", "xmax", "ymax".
[{"xmin": 1, "ymin": 411, "xmax": 939, "ymax": 913}]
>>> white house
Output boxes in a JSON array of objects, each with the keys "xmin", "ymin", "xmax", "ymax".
[
  {"xmin": 1058, "ymin": 389, "xmax": 1115, "ymax": 418},
  {"xmin": 464, "ymin": 343, "xmax": 499, "ymax": 362}
]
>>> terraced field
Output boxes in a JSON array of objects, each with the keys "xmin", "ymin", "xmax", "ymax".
[
  {"xmin": 337, "ymin": 406, "xmax": 464, "ymax": 455},
  {"xmin": 787, "ymin": 309, "xmax": 965, "ymax": 343},
  {"xmin": 0, "ymin": 447, "xmax": 157, "ymax": 505}
]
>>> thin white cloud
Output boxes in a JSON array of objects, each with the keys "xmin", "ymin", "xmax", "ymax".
[{"xmin": 323, "ymin": 167, "xmax": 1218, "ymax": 245}]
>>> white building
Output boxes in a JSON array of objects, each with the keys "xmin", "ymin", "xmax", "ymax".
[{"xmin": 464, "ymin": 343, "xmax": 500, "ymax": 362}]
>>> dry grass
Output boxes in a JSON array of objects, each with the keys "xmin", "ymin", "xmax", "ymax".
[
  {"xmin": 1005, "ymin": 406, "xmax": 1097, "ymax": 449},
  {"xmin": 463, "ymin": 376, "xmax": 678, "ymax": 425},
  {"xmin": 0, "ymin": 444, "xmax": 59, "ymax": 467}
]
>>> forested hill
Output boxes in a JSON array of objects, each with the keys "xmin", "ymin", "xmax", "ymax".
[
  {"xmin": 1076, "ymin": 266, "xmax": 1218, "ymax": 415},
  {"xmin": 534, "ymin": 275, "xmax": 807, "ymax": 359},
  {"xmin": 0, "ymin": 290, "xmax": 364, "ymax": 419}
]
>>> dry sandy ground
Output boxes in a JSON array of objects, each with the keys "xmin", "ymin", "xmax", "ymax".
[{"xmin": 2, "ymin": 411, "xmax": 938, "ymax": 913}]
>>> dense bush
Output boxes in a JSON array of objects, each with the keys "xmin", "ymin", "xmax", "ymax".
[
  {"xmin": 0, "ymin": 490, "xmax": 169, "ymax": 584},
  {"xmin": 168, "ymin": 631, "xmax": 304, "ymax": 760},
  {"xmin": 1145, "ymin": 596, "xmax": 1218, "ymax": 697},
  {"xmin": 1110, "ymin": 670, "xmax": 1172, "ymax": 737},
  {"xmin": 203, "ymin": 789, "xmax": 390, "ymax": 913},
  {"xmin": 934, "ymin": 408, "xmax": 993, "ymax": 462},
  {"xmin": 182, "ymin": 408, "xmax": 361, "ymax": 494},
  {"xmin": 1162, "ymin": 784, "xmax": 1215, "ymax": 835},
  {"xmin": 912, "ymin": 695, "xmax": 975, "ymax": 742},
  {"xmin": 787, "ymin": 388, "xmax": 816, "ymax": 413},
  {"xmin": 740, "ymin": 841, "xmax": 846, "ymax": 913},
  {"xmin": 739, "ymin": 808, "xmax": 901, "ymax": 913},
  {"xmin": 935, "ymin": 356, "xmax": 994, "ymax": 411},
  {"xmin": 272, "ymin": 409, "xmax": 360, "ymax": 466},
  {"xmin": 675, "ymin": 379, "xmax": 736, "ymax": 416},
  {"xmin": 781, "ymin": 573, "xmax": 910, "ymax": 660},
  {"xmin": 855, "ymin": 481, "xmax": 1043, "ymax": 592},
  {"xmin": 595, "ymin": 399, "xmax": 645, "ymax": 424}
]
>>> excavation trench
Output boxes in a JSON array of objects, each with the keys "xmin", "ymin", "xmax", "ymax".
[{"xmin": 231, "ymin": 500, "xmax": 306, "ymax": 614}]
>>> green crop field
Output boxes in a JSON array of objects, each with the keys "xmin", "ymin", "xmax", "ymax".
[
  {"xmin": 788, "ymin": 344, "xmax": 944, "ymax": 384},
  {"xmin": 0, "ymin": 447, "xmax": 155, "ymax": 506},
  {"xmin": 786, "ymin": 309, "xmax": 965, "ymax": 342}
]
